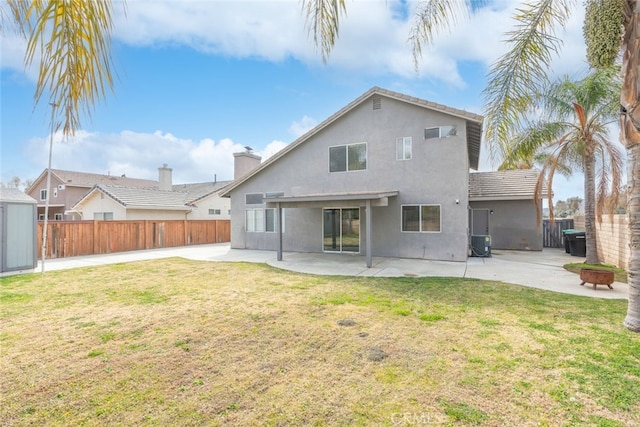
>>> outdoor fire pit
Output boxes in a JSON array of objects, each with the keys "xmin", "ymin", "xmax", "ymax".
[{"xmin": 579, "ymin": 268, "xmax": 615, "ymax": 289}]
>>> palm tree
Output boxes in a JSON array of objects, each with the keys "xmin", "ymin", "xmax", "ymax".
[
  {"xmin": 303, "ymin": 0, "xmax": 640, "ymax": 332},
  {"xmin": 5, "ymin": 0, "xmax": 119, "ymax": 272},
  {"xmin": 500, "ymin": 69, "xmax": 624, "ymax": 265}
]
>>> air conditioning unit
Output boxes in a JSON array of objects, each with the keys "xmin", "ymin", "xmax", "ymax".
[{"xmin": 471, "ymin": 235, "xmax": 491, "ymax": 257}]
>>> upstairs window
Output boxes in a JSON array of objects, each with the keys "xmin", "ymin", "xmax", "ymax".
[
  {"xmin": 424, "ymin": 125, "xmax": 457, "ymax": 139},
  {"xmin": 396, "ymin": 137, "xmax": 412, "ymax": 160},
  {"xmin": 40, "ymin": 189, "xmax": 47, "ymax": 201},
  {"xmin": 329, "ymin": 142, "xmax": 367, "ymax": 172}
]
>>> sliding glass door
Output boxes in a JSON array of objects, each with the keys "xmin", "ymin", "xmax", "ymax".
[{"xmin": 323, "ymin": 208, "xmax": 360, "ymax": 253}]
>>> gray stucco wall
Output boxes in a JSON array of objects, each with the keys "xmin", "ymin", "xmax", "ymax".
[
  {"xmin": 229, "ymin": 95, "xmax": 473, "ymax": 262},
  {"xmin": 469, "ymin": 200, "xmax": 542, "ymax": 251}
]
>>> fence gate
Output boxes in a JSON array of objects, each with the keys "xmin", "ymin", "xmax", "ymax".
[{"xmin": 542, "ymin": 218, "xmax": 574, "ymax": 248}]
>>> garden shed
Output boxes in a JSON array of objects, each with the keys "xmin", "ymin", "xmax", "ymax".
[{"xmin": 0, "ymin": 188, "xmax": 38, "ymax": 274}]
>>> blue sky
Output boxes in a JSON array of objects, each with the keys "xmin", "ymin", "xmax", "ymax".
[{"xmin": 1, "ymin": 0, "xmax": 597, "ymax": 201}]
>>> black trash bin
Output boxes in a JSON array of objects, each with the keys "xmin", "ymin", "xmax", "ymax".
[
  {"xmin": 562, "ymin": 229, "xmax": 580, "ymax": 253},
  {"xmin": 565, "ymin": 230, "xmax": 586, "ymax": 257}
]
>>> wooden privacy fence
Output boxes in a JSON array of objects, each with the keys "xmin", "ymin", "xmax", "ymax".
[
  {"xmin": 542, "ymin": 218, "xmax": 574, "ymax": 248},
  {"xmin": 37, "ymin": 220, "xmax": 230, "ymax": 259}
]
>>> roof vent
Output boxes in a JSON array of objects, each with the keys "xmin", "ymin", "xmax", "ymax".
[{"xmin": 372, "ymin": 96, "xmax": 382, "ymax": 110}]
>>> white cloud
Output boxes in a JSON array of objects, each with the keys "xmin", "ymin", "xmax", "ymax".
[
  {"xmin": 289, "ymin": 115, "xmax": 317, "ymax": 138},
  {"xmin": 25, "ymin": 129, "xmax": 253, "ymax": 183},
  {"xmin": 259, "ymin": 140, "xmax": 288, "ymax": 161},
  {"xmin": 0, "ymin": 32, "xmax": 38, "ymax": 80},
  {"xmin": 3, "ymin": 1, "xmax": 589, "ymax": 89}
]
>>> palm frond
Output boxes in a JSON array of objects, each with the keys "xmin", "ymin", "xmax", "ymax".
[
  {"xmin": 302, "ymin": 0, "xmax": 347, "ymax": 63},
  {"xmin": 408, "ymin": 0, "xmax": 478, "ymax": 71},
  {"xmin": 8, "ymin": 0, "xmax": 119, "ymax": 136},
  {"xmin": 483, "ymin": 0, "xmax": 575, "ymax": 163}
]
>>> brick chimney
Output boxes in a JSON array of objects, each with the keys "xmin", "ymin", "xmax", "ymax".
[
  {"xmin": 158, "ymin": 163, "xmax": 172, "ymax": 191},
  {"xmin": 233, "ymin": 148, "xmax": 261, "ymax": 180}
]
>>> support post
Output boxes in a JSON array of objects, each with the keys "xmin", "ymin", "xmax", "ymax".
[
  {"xmin": 277, "ymin": 203, "xmax": 283, "ymax": 261},
  {"xmin": 366, "ymin": 200, "xmax": 372, "ymax": 268}
]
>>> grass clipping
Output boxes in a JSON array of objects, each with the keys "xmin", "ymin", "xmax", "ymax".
[{"xmin": 1, "ymin": 258, "xmax": 639, "ymax": 426}]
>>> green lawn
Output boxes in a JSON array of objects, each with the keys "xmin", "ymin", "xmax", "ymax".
[{"xmin": 1, "ymin": 259, "xmax": 638, "ymax": 426}]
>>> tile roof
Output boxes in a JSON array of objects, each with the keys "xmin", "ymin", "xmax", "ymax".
[
  {"xmin": 77, "ymin": 181, "xmax": 232, "ymax": 211},
  {"xmin": 97, "ymin": 185, "xmax": 191, "ymax": 209},
  {"xmin": 171, "ymin": 181, "xmax": 232, "ymax": 204},
  {"xmin": 469, "ymin": 169, "xmax": 546, "ymax": 201},
  {"xmin": 51, "ymin": 169, "xmax": 159, "ymax": 188}
]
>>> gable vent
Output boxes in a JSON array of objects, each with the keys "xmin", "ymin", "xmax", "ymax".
[{"xmin": 372, "ymin": 96, "xmax": 382, "ymax": 110}]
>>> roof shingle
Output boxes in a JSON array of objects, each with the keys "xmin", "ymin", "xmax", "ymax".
[{"xmin": 469, "ymin": 170, "xmax": 545, "ymax": 201}]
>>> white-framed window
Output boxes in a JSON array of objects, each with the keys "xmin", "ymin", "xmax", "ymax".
[
  {"xmin": 265, "ymin": 208, "xmax": 285, "ymax": 233},
  {"xmin": 53, "ymin": 188, "xmax": 58, "ymax": 198},
  {"xmin": 396, "ymin": 137, "xmax": 412, "ymax": 160},
  {"xmin": 208, "ymin": 209, "xmax": 221, "ymax": 215},
  {"xmin": 265, "ymin": 208, "xmax": 276, "ymax": 232},
  {"xmin": 94, "ymin": 212, "xmax": 114, "ymax": 220},
  {"xmin": 424, "ymin": 125, "xmax": 457, "ymax": 139},
  {"xmin": 246, "ymin": 209, "xmax": 265, "ymax": 232},
  {"xmin": 39, "ymin": 214, "xmax": 45, "ymax": 220},
  {"xmin": 401, "ymin": 204, "xmax": 441, "ymax": 233},
  {"xmin": 40, "ymin": 189, "xmax": 47, "ymax": 201},
  {"xmin": 54, "ymin": 213, "xmax": 63, "ymax": 220},
  {"xmin": 246, "ymin": 208, "xmax": 285, "ymax": 233},
  {"xmin": 329, "ymin": 142, "xmax": 367, "ymax": 172}
]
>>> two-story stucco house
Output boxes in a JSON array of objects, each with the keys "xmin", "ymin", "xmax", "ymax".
[{"xmin": 220, "ymin": 87, "xmax": 484, "ymax": 266}]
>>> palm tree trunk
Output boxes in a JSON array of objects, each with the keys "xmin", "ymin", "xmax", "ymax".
[
  {"xmin": 583, "ymin": 151, "xmax": 600, "ymax": 264},
  {"xmin": 625, "ymin": 143, "xmax": 640, "ymax": 332},
  {"xmin": 622, "ymin": 0, "xmax": 640, "ymax": 332}
]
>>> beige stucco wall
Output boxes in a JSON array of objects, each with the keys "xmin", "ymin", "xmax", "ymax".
[
  {"xmin": 75, "ymin": 192, "xmax": 127, "ymax": 220},
  {"xmin": 75, "ymin": 191, "xmax": 189, "ymax": 220},
  {"xmin": 187, "ymin": 194, "xmax": 231, "ymax": 220},
  {"xmin": 573, "ymin": 214, "xmax": 629, "ymax": 269}
]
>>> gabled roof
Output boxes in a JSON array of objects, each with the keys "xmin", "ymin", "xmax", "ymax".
[
  {"xmin": 72, "ymin": 180, "xmax": 232, "ymax": 212},
  {"xmin": 221, "ymin": 86, "xmax": 483, "ymax": 197},
  {"xmin": 28, "ymin": 168, "xmax": 159, "ymax": 192},
  {"xmin": 172, "ymin": 181, "xmax": 232, "ymax": 204},
  {"xmin": 77, "ymin": 185, "xmax": 191, "ymax": 211},
  {"xmin": 469, "ymin": 169, "xmax": 546, "ymax": 201}
]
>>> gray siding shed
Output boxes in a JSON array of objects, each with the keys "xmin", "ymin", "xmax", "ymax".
[{"xmin": 1, "ymin": 188, "xmax": 38, "ymax": 273}]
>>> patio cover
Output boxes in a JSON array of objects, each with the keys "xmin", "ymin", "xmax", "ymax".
[{"xmin": 264, "ymin": 190, "xmax": 399, "ymax": 267}]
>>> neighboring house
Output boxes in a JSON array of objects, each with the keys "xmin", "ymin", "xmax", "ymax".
[
  {"xmin": 26, "ymin": 169, "xmax": 157, "ymax": 220},
  {"xmin": 469, "ymin": 169, "xmax": 545, "ymax": 251},
  {"xmin": 220, "ymin": 86, "xmax": 484, "ymax": 266},
  {"xmin": 28, "ymin": 165, "xmax": 231, "ymax": 221},
  {"xmin": 70, "ymin": 165, "xmax": 231, "ymax": 220}
]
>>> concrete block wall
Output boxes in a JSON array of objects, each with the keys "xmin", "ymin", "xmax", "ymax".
[{"xmin": 573, "ymin": 214, "xmax": 629, "ymax": 270}]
